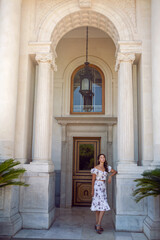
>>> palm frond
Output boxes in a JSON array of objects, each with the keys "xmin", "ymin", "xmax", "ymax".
[
  {"xmin": 0, "ymin": 159, "xmax": 29, "ymax": 188},
  {"xmin": 0, "ymin": 181, "xmax": 29, "ymax": 188},
  {"xmin": 133, "ymin": 168, "xmax": 160, "ymax": 203},
  {"xmin": 0, "ymin": 159, "xmax": 21, "ymax": 173}
]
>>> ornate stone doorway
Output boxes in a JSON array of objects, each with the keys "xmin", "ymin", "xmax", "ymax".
[{"xmin": 56, "ymin": 117, "xmax": 117, "ymax": 208}]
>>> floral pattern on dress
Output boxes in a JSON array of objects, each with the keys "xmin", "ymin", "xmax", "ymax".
[{"xmin": 90, "ymin": 167, "xmax": 111, "ymax": 212}]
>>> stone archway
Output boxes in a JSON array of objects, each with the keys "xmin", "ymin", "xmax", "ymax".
[
  {"xmin": 28, "ymin": 2, "xmax": 138, "ymax": 169},
  {"xmin": 36, "ymin": 4, "xmax": 135, "ymax": 46}
]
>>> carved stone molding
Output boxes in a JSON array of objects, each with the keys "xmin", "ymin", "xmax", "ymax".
[
  {"xmin": 115, "ymin": 52, "xmax": 135, "ymax": 71},
  {"xmin": 55, "ymin": 117, "xmax": 117, "ymax": 126},
  {"xmin": 28, "ymin": 41, "xmax": 52, "ymax": 54},
  {"xmin": 35, "ymin": 53, "xmax": 57, "ymax": 71},
  {"xmin": 43, "ymin": 10, "xmax": 119, "ymax": 47},
  {"xmin": 35, "ymin": 53, "xmax": 53, "ymax": 63},
  {"xmin": 35, "ymin": 0, "xmax": 136, "ymax": 43},
  {"xmin": 117, "ymin": 41, "xmax": 142, "ymax": 54},
  {"xmin": 79, "ymin": 0, "xmax": 91, "ymax": 8},
  {"xmin": 117, "ymin": 52, "xmax": 135, "ymax": 63},
  {"xmin": 51, "ymin": 58, "xmax": 57, "ymax": 71}
]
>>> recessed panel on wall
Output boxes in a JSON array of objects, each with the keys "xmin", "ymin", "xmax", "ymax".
[{"xmin": 72, "ymin": 137, "xmax": 101, "ymax": 206}]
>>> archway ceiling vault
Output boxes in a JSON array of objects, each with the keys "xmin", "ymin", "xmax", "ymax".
[
  {"xmin": 50, "ymin": 11, "xmax": 119, "ymax": 48},
  {"xmin": 37, "ymin": 8, "xmax": 135, "ymax": 51}
]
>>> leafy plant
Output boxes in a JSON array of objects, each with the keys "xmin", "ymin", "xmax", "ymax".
[
  {"xmin": 133, "ymin": 168, "xmax": 160, "ymax": 202},
  {"xmin": 0, "ymin": 158, "xmax": 29, "ymax": 188}
]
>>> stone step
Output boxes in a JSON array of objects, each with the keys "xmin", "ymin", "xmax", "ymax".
[{"xmin": 1, "ymin": 238, "xmax": 81, "ymax": 240}]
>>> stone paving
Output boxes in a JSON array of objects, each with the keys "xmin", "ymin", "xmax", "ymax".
[{"xmin": 2, "ymin": 208, "xmax": 149, "ymax": 240}]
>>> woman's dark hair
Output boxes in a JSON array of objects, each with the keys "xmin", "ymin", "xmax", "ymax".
[{"xmin": 97, "ymin": 153, "xmax": 108, "ymax": 172}]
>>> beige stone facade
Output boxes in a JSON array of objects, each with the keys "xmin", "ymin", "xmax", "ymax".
[{"xmin": 0, "ymin": 0, "xmax": 160, "ymax": 239}]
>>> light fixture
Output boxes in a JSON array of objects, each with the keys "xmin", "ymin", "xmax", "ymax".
[{"xmin": 79, "ymin": 26, "xmax": 94, "ymax": 112}]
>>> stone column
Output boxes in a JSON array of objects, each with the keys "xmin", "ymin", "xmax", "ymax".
[
  {"xmin": 33, "ymin": 53, "xmax": 54, "ymax": 164},
  {"xmin": 0, "ymin": 0, "xmax": 22, "ymax": 160},
  {"xmin": 151, "ymin": 0, "xmax": 160, "ymax": 165},
  {"xmin": 143, "ymin": 1, "xmax": 160, "ymax": 239},
  {"xmin": 116, "ymin": 53, "xmax": 135, "ymax": 165},
  {"xmin": 0, "ymin": 0, "xmax": 23, "ymax": 236},
  {"xmin": 18, "ymin": 53, "xmax": 56, "ymax": 229},
  {"xmin": 115, "ymin": 51, "xmax": 148, "ymax": 233}
]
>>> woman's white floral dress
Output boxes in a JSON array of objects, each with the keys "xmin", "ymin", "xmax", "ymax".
[{"xmin": 90, "ymin": 167, "xmax": 111, "ymax": 211}]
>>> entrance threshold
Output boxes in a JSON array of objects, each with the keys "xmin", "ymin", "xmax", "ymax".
[{"xmin": 3, "ymin": 208, "xmax": 148, "ymax": 240}]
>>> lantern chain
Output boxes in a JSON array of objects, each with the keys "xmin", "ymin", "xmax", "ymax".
[{"xmin": 86, "ymin": 26, "xmax": 88, "ymax": 63}]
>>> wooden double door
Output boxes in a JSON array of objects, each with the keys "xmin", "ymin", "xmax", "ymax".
[{"xmin": 72, "ymin": 137, "xmax": 101, "ymax": 206}]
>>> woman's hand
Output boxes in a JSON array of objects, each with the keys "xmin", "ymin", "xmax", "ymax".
[
  {"xmin": 108, "ymin": 168, "xmax": 117, "ymax": 184},
  {"xmin": 108, "ymin": 176, "xmax": 112, "ymax": 184}
]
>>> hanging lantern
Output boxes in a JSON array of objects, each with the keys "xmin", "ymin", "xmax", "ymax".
[
  {"xmin": 79, "ymin": 62, "xmax": 93, "ymax": 94},
  {"xmin": 79, "ymin": 27, "xmax": 94, "ymax": 112}
]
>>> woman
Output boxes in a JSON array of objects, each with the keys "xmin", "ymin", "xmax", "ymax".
[{"xmin": 91, "ymin": 154, "xmax": 117, "ymax": 234}]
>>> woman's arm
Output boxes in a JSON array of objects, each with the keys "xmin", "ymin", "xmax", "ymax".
[
  {"xmin": 91, "ymin": 174, "xmax": 96, "ymax": 197},
  {"xmin": 108, "ymin": 168, "xmax": 117, "ymax": 184}
]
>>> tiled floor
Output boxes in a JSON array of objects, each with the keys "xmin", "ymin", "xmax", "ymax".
[{"xmin": 12, "ymin": 208, "xmax": 148, "ymax": 240}]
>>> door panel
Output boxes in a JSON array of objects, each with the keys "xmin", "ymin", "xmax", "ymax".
[{"xmin": 72, "ymin": 137, "xmax": 100, "ymax": 206}]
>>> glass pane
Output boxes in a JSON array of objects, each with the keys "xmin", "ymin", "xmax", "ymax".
[
  {"xmin": 82, "ymin": 78, "xmax": 89, "ymax": 90},
  {"xmin": 79, "ymin": 144, "xmax": 94, "ymax": 170}
]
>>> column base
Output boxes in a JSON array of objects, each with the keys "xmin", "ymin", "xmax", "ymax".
[
  {"xmin": 150, "ymin": 161, "xmax": 160, "ymax": 167},
  {"xmin": 15, "ymin": 158, "xmax": 29, "ymax": 164},
  {"xmin": 20, "ymin": 163, "xmax": 55, "ymax": 229},
  {"xmin": 25, "ymin": 161, "xmax": 54, "ymax": 172},
  {"xmin": 0, "ymin": 213, "xmax": 22, "ymax": 236},
  {"xmin": 117, "ymin": 162, "xmax": 144, "ymax": 173},
  {"xmin": 21, "ymin": 207, "xmax": 55, "ymax": 229},
  {"xmin": 115, "ymin": 166, "xmax": 147, "ymax": 232},
  {"xmin": 115, "ymin": 214, "xmax": 146, "ymax": 232},
  {"xmin": 0, "ymin": 185, "xmax": 22, "ymax": 236},
  {"xmin": 144, "ymin": 216, "xmax": 160, "ymax": 240}
]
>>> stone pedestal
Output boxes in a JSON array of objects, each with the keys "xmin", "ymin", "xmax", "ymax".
[
  {"xmin": 0, "ymin": 186, "xmax": 22, "ymax": 235},
  {"xmin": 143, "ymin": 196, "xmax": 160, "ymax": 240},
  {"xmin": 19, "ymin": 163, "xmax": 55, "ymax": 229},
  {"xmin": 115, "ymin": 165, "xmax": 147, "ymax": 232}
]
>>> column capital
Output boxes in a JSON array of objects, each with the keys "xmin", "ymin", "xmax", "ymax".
[
  {"xmin": 115, "ymin": 52, "xmax": 135, "ymax": 71},
  {"xmin": 35, "ymin": 53, "xmax": 57, "ymax": 71}
]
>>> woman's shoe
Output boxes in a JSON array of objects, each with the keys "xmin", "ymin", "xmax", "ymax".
[
  {"xmin": 95, "ymin": 225, "xmax": 104, "ymax": 231},
  {"xmin": 95, "ymin": 224, "xmax": 102, "ymax": 234}
]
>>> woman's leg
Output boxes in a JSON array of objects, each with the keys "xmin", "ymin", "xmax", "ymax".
[
  {"xmin": 96, "ymin": 211, "xmax": 100, "ymax": 224},
  {"xmin": 97, "ymin": 211, "xmax": 105, "ymax": 228}
]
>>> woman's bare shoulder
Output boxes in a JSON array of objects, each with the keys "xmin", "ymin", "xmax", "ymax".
[{"xmin": 94, "ymin": 165, "xmax": 100, "ymax": 170}]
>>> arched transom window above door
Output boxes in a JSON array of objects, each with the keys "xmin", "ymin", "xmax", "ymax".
[{"xmin": 71, "ymin": 64, "xmax": 105, "ymax": 114}]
